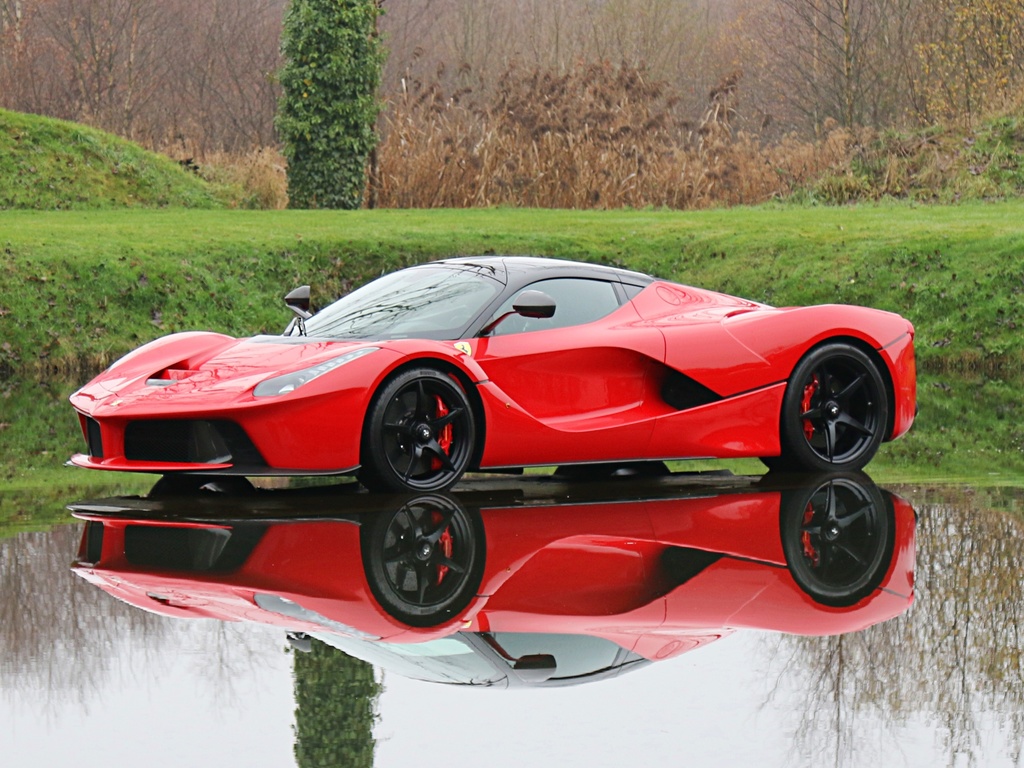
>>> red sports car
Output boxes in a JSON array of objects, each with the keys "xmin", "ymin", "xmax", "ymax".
[
  {"xmin": 68, "ymin": 256, "xmax": 916, "ymax": 492},
  {"xmin": 70, "ymin": 472, "xmax": 915, "ymax": 687}
]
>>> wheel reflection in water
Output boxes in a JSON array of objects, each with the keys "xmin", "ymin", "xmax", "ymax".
[
  {"xmin": 361, "ymin": 494, "xmax": 486, "ymax": 627},
  {"xmin": 780, "ymin": 473, "xmax": 894, "ymax": 607}
]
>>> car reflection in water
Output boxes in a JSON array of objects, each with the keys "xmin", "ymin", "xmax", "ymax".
[{"xmin": 70, "ymin": 471, "xmax": 915, "ymax": 688}]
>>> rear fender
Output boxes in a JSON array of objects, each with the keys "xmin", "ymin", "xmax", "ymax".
[{"xmin": 720, "ymin": 305, "xmax": 913, "ymax": 394}]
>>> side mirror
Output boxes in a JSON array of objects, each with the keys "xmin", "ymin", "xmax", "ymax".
[
  {"xmin": 512, "ymin": 290, "xmax": 556, "ymax": 319},
  {"xmin": 284, "ymin": 285, "xmax": 312, "ymax": 320},
  {"xmin": 511, "ymin": 653, "xmax": 558, "ymax": 684},
  {"xmin": 479, "ymin": 290, "xmax": 557, "ymax": 336}
]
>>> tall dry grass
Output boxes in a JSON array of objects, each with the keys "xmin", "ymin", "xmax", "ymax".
[
  {"xmin": 205, "ymin": 147, "xmax": 288, "ymax": 209},
  {"xmin": 168, "ymin": 62, "xmax": 989, "ymax": 211},
  {"xmin": 160, "ymin": 140, "xmax": 289, "ymax": 209},
  {"xmin": 373, "ymin": 62, "xmax": 857, "ymax": 209}
]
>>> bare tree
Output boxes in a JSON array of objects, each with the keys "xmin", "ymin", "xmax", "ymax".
[
  {"xmin": 0, "ymin": 0, "xmax": 285, "ymax": 152},
  {"xmin": 35, "ymin": 0, "xmax": 174, "ymax": 137},
  {"xmin": 176, "ymin": 0, "xmax": 283, "ymax": 152},
  {"xmin": 916, "ymin": 0, "xmax": 1024, "ymax": 125},
  {"xmin": 743, "ymin": 0, "xmax": 925, "ymax": 134}
]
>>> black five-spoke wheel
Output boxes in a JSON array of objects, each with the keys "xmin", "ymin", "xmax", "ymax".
[
  {"xmin": 773, "ymin": 343, "xmax": 889, "ymax": 472},
  {"xmin": 360, "ymin": 368, "xmax": 476, "ymax": 493},
  {"xmin": 361, "ymin": 495, "xmax": 485, "ymax": 626},
  {"xmin": 779, "ymin": 473, "xmax": 894, "ymax": 606}
]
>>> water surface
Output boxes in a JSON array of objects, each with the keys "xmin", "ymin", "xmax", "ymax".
[{"xmin": 1, "ymin": 475, "xmax": 1021, "ymax": 767}]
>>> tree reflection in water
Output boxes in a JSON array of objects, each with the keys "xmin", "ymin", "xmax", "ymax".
[
  {"xmin": 1, "ymin": 521, "xmax": 379, "ymax": 764},
  {"xmin": 764, "ymin": 488, "xmax": 1024, "ymax": 767},
  {"xmin": 0, "ymin": 527, "xmax": 161, "ymax": 714},
  {"xmin": 292, "ymin": 638, "xmax": 380, "ymax": 768},
  {"xmin": 0, "ymin": 525, "xmax": 277, "ymax": 718}
]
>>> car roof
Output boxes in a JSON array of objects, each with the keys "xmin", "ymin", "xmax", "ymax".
[{"xmin": 437, "ymin": 255, "xmax": 656, "ymax": 287}]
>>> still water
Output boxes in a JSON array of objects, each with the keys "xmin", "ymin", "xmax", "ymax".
[{"xmin": 1, "ymin": 472, "xmax": 1023, "ymax": 767}]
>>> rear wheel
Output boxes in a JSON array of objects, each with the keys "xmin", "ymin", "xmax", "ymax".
[
  {"xmin": 770, "ymin": 343, "xmax": 888, "ymax": 472},
  {"xmin": 359, "ymin": 368, "xmax": 475, "ymax": 493}
]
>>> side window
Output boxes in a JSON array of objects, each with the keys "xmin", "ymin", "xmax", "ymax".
[
  {"xmin": 488, "ymin": 278, "xmax": 621, "ymax": 336},
  {"xmin": 621, "ymin": 282, "xmax": 646, "ymax": 300}
]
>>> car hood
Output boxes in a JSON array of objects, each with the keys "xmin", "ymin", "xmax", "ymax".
[
  {"xmin": 191, "ymin": 335, "xmax": 373, "ymax": 378},
  {"xmin": 72, "ymin": 333, "xmax": 385, "ymax": 409}
]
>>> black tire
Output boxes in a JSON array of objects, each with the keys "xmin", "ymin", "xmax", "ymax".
[
  {"xmin": 772, "ymin": 343, "xmax": 889, "ymax": 472},
  {"xmin": 359, "ymin": 368, "xmax": 476, "ymax": 493},
  {"xmin": 361, "ymin": 495, "xmax": 485, "ymax": 627},
  {"xmin": 779, "ymin": 472, "xmax": 894, "ymax": 607}
]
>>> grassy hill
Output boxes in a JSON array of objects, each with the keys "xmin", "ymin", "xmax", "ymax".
[
  {"xmin": 795, "ymin": 113, "xmax": 1024, "ymax": 205},
  {"xmin": 2, "ymin": 203, "xmax": 1022, "ymax": 373},
  {"xmin": 0, "ymin": 109, "xmax": 223, "ymax": 210}
]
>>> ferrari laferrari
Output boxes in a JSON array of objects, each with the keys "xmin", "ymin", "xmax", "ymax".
[
  {"xmin": 69, "ymin": 256, "xmax": 916, "ymax": 491},
  {"xmin": 70, "ymin": 472, "xmax": 915, "ymax": 687}
]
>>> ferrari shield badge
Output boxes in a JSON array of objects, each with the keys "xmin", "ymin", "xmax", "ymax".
[{"xmin": 454, "ymin": 342, "xmax": 473, "ymax": 356}]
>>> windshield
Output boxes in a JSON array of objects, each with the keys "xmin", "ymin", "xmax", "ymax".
[
  {"xmin": 301, "ymin": 265, "xmax": 504, "ymax": 341},
  {"xmin": 308, "ymin": 629, "xmax": 645, "ymax": 687},
  {"xmin": 310, "ymin": 632, "xmax": 506, "ymax": 686}
]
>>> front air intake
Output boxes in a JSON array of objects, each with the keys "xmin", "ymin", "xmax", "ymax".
[
  {"xmin": 85, "ymin": 416, "xmax": 103, "ymax": 458},
  {"xmin": 124, "ymin": 419, "xmax": 264, "ymax": 466}
]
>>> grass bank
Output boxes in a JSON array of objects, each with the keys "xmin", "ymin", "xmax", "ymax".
[
  {"xmin": 2, "ymin": 202, "xmax": 1023, "ymax": 374},
  {"xmin": 2, "ymin": 201, "xmax": 1023, "ymax": 489}
]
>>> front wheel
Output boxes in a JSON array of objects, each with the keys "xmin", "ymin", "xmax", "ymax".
[
  {"xmin": 359, "ymin": 368, "xmax": 476, "ymax": 493},
  {"xmin": 772, "ymin": 343, "xmax": 889, "ymax": 472}
]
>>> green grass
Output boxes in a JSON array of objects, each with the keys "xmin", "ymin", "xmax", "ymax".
[
  {"xmin": 2, "ymin": 202, "xmax": 1023, "ymax": 492},
  {"xmin": 0, "ymin": 376, "xmax": 155, "ymax": 492},
  {"xmin": 0, "ymin": 479, "xmax": 151, "ymax": 537},
  {"xmin": 1, "ymin": 203, "xmax": 1023, "ymax": 373},
  {"xmin": 0, "ymin": 108, "xmax": 225, "ymax": 210}
]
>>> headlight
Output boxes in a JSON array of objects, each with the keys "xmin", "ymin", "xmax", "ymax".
[
  {"xmin": 254, "ymin": 594, "xmax": 379, "ymax": 640},
  {"xmin": 253, "ymin": 347, "xmax": 379, "ymax": 397}
]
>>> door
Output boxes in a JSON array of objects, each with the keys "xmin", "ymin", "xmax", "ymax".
[{"xmin": 471, "ymin": 277, "xmax": 666, "ymax": 466}]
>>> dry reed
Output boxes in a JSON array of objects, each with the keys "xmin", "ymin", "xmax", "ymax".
[
  {"xmin": 160, "ymin": 140, "xmax": 289, "ymax": 209},
  {"xmin": 373, "ymin": 62, "xmax": 855, "ymax": 209}
]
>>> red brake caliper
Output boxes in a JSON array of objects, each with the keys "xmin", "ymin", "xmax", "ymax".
[
  {"xmin": 431, "ymin": 395, "xmax": 452, "ymax": 471},
  {"xmin": 801, "ymin": 374, "xmax": 819, "ymax": 441},
  {"xmin": 800, "ymin": 503, "xmax": 819, "ymax": 566},
  {"xmin": 431, "ymin": 510, "xmax": 453, "ymax": 585}
]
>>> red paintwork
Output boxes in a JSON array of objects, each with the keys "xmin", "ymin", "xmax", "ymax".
[
  {"xmin": 71, "ymin": 479, "xmax": 915, "ymax": 668},
  {"xmin": 68, "ymin": 267, "xmax": 917, "ymax": 478}
]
